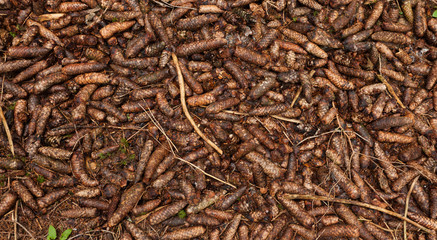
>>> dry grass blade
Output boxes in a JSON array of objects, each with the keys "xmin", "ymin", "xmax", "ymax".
[
  {"xmin": 0, "ymin": 77, "xmax": 13, "ymax": 156},
  {"xmin": 283, "ymin": 194, "xmax": 433, "ymax": 234},
  {"xmin": 172, "ymin": 53, "xmax": 223, "ymax": 155},
  {"xmin": 221, "ymin": 109, "xmax": 302, "ymax": 124},
  {"xmin": 290, "ymin": 86, "xmax": 302, "ymax": 109},
  {"xmin": 9, "ymin": 219, "xmax": 35, "ymax": 240},
  {"xmin": 223, "ymin": 110, "xmax": 248, "ymax": 116},
  {"xmin": 404, "ymin": 176, "xmax": 419, "ymax": 240},
  {"xmin": 0, "ymin": 106, "xmax": 14, "ymax": 157},
  {"xmin": 376, "ymin": 74, "xmax": 405, "ymax": 109},
  {"xmin": 14, "ymin": 201, "xmax": 17, "ymax": 240},
  {"xmin": 271, "ymin": 115, "xmax": 302, "ymax": 124},
  {"xmin": 175, "ymin": 156, "xmax": 236, "ymax": 189},
  {"xmin": 140, "ymin": 106, "xmax": 179, "ymax": 154}
]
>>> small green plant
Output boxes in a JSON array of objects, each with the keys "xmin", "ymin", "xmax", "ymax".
[
  {"xmin": 120, "ymin": 138, "xmax": 129, "ymax": 148},
  {"xmin": 59, "ymin": 229, "xmax": 72, "ymax": 240},
  {"xmin": 111, "ymin": 17, "xmax": 118, "ymax": 22},
  {"xmin": 433, "ymin": 10, "xmax": 437, "ymax": 18},
  {"xmin": 126, "ymin": 113, "xmax": 131, "ymax": 121},
  {"xmin": 8, "ymin": 101, "xmax": 16, "ymax": 110},
  {"xmin": 99, "ymin": 152, "xmax": 111, "ymax": 160},
  {"xmin": 127, "ymin": 153, "xmax": 136, "ymax": 161},
  {"xmin": 0, "ymin": 175, "xmax": 5, "ymax": 187},
  {"xmin": 313, "ymin": 10, "xmax": 318, "ymax": 16},
  {"xmin": 9, "ymin": 32, "xmax": 16, "ymax": 38},
  {"xmin": 47, "ymin": 225, "xmax": 72, "ymax": 240},
  {"xmin": 47, "ymin": 225, "xmax": 56, "ymax": 240},
  {"xmin": 37, "ymin": 175, "xmax": 45, "ymax": 183},
  {"xmin": 292, "ymin": 17, "xmax": 297, "ymax": 22},
  {"xmin": 119, "ymin": 138, "xmax": 129, "ymax": 153},
  {"xmin": 178, "ymin": 210, "xmax": 187, "ymax": 219}
]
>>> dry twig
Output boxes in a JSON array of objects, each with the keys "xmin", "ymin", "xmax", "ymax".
[
  {"xmin": 404, "ymin": 176, "xmax": 420, "ymax": 240},
  {"xmin": 172, "ymin": 53, "xmax": 223, "ymax": 155},
  {"xmin": 376, "ymin": 73, "xmax": 405, "ymax": 109},
  {"xmin": 0, "ymin": 78, "xmax": 14, "ymax": 156}
]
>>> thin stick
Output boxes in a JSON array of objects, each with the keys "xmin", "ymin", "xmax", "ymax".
[
  {"xmin": 290, "ymin": 86, "xmax": 302, "ymax": 109},
  {"xmin": 223, "ymin": 110, "xmax": 248, "ymax": 116},
  {"xmin": 8, "ymin": 220, "xmax": 35, "ymax": 240},
  {"xmin": 295, "ymin": 129, "xmax": 341, "ymax": 146},
  {"xmin": 404, "ymin": 176, "xmax": 419, "ymax": 240},
  {"xmin": 0, "ymin": 106, "xmax": 14, "ymax": 156},
  {"xmin": 271, "ymin": 115, "xmax": 302, "ymax": 124},
  {"xmin": 13, "ymin": 202, "xmax": 17, "ymax": 240},
  {"xmin": 283, "ymin": 194, "xmax": 433, "ymax": 234},
  {"xmin": 223, "ymin": 109, "xmax": 301, "ymax": 124},
  {"xmin": 172, "ymin": 53, "xmax": 223, "ymax": 155},
  {"xmin": 376, "ymin": 74, "xmax": 405, "ymax": 109},
  {"xmin": 152, "ymin": 0, "xmax": 196, "ymax": 9},
  {"xmin": 141, "ymin": 106, "xmax": 178, "ymax": 153},
  {"xmin": 295, "ymin": 128, "xmax": 371, "ymax": 147},
  {"xmin": 363, "ymin": 178, "xmax": 395, "ymax": 213},
  {"xmin": 175, "ymin": 157, "xmax": 236, "ymax": 189},
  {"xmin": 0, "ymin": 76, "xmax": 13, "ymax": 156}
]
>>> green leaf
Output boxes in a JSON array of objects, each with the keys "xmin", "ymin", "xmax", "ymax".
[
  {"xmin": 292, "ymin": 17, "xmax": 297, "ymax": 22},
  {"xmin": 60, "ymin": 229, "xmax": 72, "ymax": 240},
  {"xmin": 47, "ymin": 225, "xmax": 56, "ymax": 240},
  {"xmin": 9, "ymin": 32, "xmax": 16, "ymax": 38},
  {"xmin": 433, "ymin": 10, "xmax": 437, "ymax": 18},
  {"xmin": 37, "ymin": 175, "xmax": 45, "ymax": 183},
  {"xmin": 178, "ymin": 210, "xmax": 186, "ymax": 219}
]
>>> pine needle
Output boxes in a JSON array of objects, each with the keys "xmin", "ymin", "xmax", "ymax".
[
  {"xmin": 283, "ymin": 193, "xmax": 433, "ymax": 234},
  {"xmin": 175, "ymin": 157, "xmax": 236, "ymax": 189}
]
